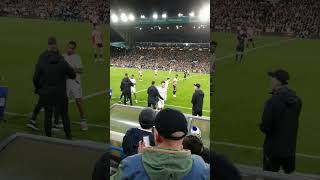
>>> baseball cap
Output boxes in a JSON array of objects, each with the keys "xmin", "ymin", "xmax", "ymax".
[
  {"xmin": 155, "ymin": 108, "xmax": 188, "ymax": 140},
  {"xmin": 194, "ymin": 83, "xmax": 201, "ymax": 88},
  {"xmin": 267, "ymin": 69, "xmax": 290, "ymax": 85},
  {"xmin": 139, "ymin": 108, "xmax": 156, "ymax": 129}
]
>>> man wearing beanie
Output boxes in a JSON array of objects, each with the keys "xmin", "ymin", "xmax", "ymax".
[
  {"xmin": 111, "ymin": 108, "xmax": 209, "ymax": 180},
  {"xmin": 260, "ymin": 69, "xmax": 302, "ymax": 173},
  {"xmin": 122, "ymin": 108, "xmax": 156, "ymax": 156}
]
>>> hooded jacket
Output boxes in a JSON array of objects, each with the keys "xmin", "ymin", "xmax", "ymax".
[
  {"xmin": 111, "ymin": 147, "xmax": 209, "ymax": 180},
  {"xmin": 33, "ymin": 50, "xmax": 76, "ymax": 102},
  {"xmin": 192, "ymin": 89, "xmax": 204, "ymax": 112},
  {"xmin": 260, "ymin": 86, "xmax": 302, "ymax": 157},
  {"xmin": 120, "ymin": 77, "xmax": 133, "ymax": 94}
]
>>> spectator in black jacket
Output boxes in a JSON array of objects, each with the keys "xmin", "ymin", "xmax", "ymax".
[
  {"xmin": 191, "ymin": 83, "xmax": 204, "ymax": 116},
  {"xmin": 122, "ymin": 108, "xmax": 156, "ymax": 156},
  {"xmin": 120, "ymin": 73, "xmax": 133, "ymax": 105},
  {"xmin": 260, "ymin": 69, "xmax": 302, "ymax": 174},
  {"xmin": 210, "ymin": 151, "xmax": 242, "ymax": 180},
  {"xmin": 147, "ymin": 81, "xmax": 163, "ymax": 109},
  {"xmin": 33, "ymin": 37, "xmax": 76, "ymax": 139}
]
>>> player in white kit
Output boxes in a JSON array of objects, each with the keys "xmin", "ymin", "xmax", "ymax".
[
  {"xmin": 91, "ymin": 24, "xmax": 104, "ymax": 62},
  {"xmin": 169, "ymin": 68, "xmax": 172, "ymax": 74},
  {"xmin": 157, "ymin": 81, "xmax": 167, "ymax": 110},
  {"xmin": 165, "ymin": 78, "xmax": 170, "ymax": 89},
  {"xmin": 173, "ymin": 74, "xmax": 178, "ymax": 97},
  {"xmin": 63, "ymin": 41, "xmax": 88, "ymax": 131},
  {"xmin": 138, "ymin": 68, "xmax": 143, "ymax": 81},
  {"xmin": 130, "ymin": 74, "xmax": 138, "ymax": 103},
  {"xmin": 246, "ymin": 26, "xmax": 255, "ymax": 48},
  {"xmin": 154, "ymin": 68, "xmax": 158, "ymax": 78}
]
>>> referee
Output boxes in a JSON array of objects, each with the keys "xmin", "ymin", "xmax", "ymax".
[{"xmin": 33, "ymin": 37, "xmax": 76, "ymax": 139}]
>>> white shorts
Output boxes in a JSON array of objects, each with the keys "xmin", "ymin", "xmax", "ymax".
[
  {"xmin": 67, "ymin": 80, "xmax": 82, "ymax": 99},
  {"xmin": 157, "ymin": 100, "xmax": 165, "ymax": 109},
  {"xmin": 131, "ymin": 87, "xmax": 136, "ymax": 93}
]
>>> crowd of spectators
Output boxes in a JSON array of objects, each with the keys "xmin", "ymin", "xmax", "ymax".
[
  {"xmin": 212, "ymin": 0, "xmax": 320, "ymax": 38},
  {"xmin": 111, "ymin": 47, "xmax": 210, "ymax": 74},
  {"xmin": 0, "ymin": 0, "xmax": 109, "ymax": 23}
]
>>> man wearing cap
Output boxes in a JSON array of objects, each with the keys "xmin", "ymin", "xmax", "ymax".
[
  {"xmin": 260, "ymin": 69, "xmax": 302, "ymax": 174},
  {"xmin": 33, "ymin": 37, "xmax": 76, "ymax": 139},
  {"xmin": 111, "ymin": 108, "xmax": 209, "ymax": 180},
  {"xmin": 192, "ymin": 83, "xmax": 205, "ymax": 117},
  {"xmin": 122, "ymin": 108, "xmax": 156, "ymax": 156}
]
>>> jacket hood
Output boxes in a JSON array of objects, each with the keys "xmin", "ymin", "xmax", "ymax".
[
  {"xmin": 142, "ymin": 147, "xmax": 192, "ymax": 180},
  {"xmin": 274, "ymin": 86, "xmax": 299, "ymax": 106},
  {"xmin": 46, "ymin": 50, "xmax": 61, "ymax": 64}
]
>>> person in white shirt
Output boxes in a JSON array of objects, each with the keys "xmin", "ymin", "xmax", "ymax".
[
  {"xmin": 130, "ymin": 74, "xmax": 137, "ymax": 103},
  {"xmin": 91, "ymin": 24, "xmax": 104, "ymax": 62},
  {"xmin": 154, "ymin": 68, "xmax": 158, "ymax": 78},
  {"xmin": 165, "ymin": 78, "xmax": 170, "ymax": 90},
  {"xmin": 138, "ymin": 68, "xmax": 143, "ymax": 81},
  {"xmin": 63, "ymin": 41, "xmax": 88, "ymax": 131},
  {"xmin": 157, "ymin": 81, "xmax": 167, "ymax": 110},
  {"xmin": 173, "ymin": 74, "xmax": 178, "ymax": 97}
]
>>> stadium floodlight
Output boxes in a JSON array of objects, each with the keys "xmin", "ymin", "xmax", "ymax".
[
  {"xmin": 199, "ymin": 4, "xmax": 210, "ymax": 22},
  {"xmin": 178, "ymin": 13, "xmax": 183, "ymax": 17},
  {"xmin": 141, "ymin": 15, "xmax": 146, "ymax": 19},
  {"xmin": 152, "ymin": 13, "xmax": 158, "ymax": 19},
  {"xmin": 189, "ymin": 12, "xmax": 195, "ymax": 17},
  {"xmin": 128, "ymin": 14, "xmax": 135, "ymax": 21},
  {"xmin": 111, "ymin": 14, "xmax": 119, "ymax": 23},
  {"xmin": 162, "ymin": 13, "xmax": 167, "ymax": 19},
  {"xmin": 120, "ymin": 13, "xmax": 128, "ymax": 22}
]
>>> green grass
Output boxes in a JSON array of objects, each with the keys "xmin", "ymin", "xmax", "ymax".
[
  {"xmin": 212, "ymin": 32, "xmax": 320, "ymax": 174},
  {"xmin": 110, "ymin": 67, "xmax": 210, "ymax": 116},
  {"xmin": 0, "ymin": 17, "xmax": 109, "ymax": 143}
]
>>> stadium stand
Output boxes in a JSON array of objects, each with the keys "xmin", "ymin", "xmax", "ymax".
[
  {"xmin": 0, "ymin": 0, "xmax": 109, "ymax": 23},
  {"xmin": 111, "ymin": 46, "xmax": 210, "ymax": 73},
  {"xmin": 212, "ymin": 0, "xmax": 320, "ymax": 38}
]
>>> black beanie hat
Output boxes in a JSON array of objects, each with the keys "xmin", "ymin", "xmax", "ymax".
[
  {"xmin": 155, "ymin": 108, "xmax": 188, "ymax": 140},
  {"xmin": 139, "ymin": 108, "xmax": 156, "ymax": 129}
]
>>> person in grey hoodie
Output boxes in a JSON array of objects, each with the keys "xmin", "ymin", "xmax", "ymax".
[{"xmin": 111, "ymin": 108, "xmax": 209, "ymax": 180}]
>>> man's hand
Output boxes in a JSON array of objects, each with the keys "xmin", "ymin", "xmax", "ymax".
[{"xmin": 138, "ymin": 140, "xmax": 146, "ymax": 154}]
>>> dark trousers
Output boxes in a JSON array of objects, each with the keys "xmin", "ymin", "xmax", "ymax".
[
  {"xmin": 40, "ymin": 95, "xmax": 71, "ymax": 138},
  {"xmin": 148, "ymin": 102, "xmax": 156, "ymax": 109},
  {"xmin": 124, "ymin": 93, "xmax": 132, "ymax": 105},
  {"xmin": 263, "ymin": 153, "xmax": 295, "ymax": 174},
  {"xmin": 32, "ymin": 98, "xmax": 61, "ymax": 124},
  {"xmin": 192, "ymin": 110, "xmax": 202, "ymax": 117}
]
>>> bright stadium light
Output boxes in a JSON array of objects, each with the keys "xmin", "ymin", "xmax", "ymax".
[
  {"xmin": 111, "ymin": 14, "xmax": 119, "ymax": 23},
  {"xmin": 152, "ymin": 13, "xmax": 158, "ymax": 19},
  {"xmin": 120, "ymin": 13, "xmax": 128, "ymax": 22},
  {"xmin": 141, "ymin": 15, "xmax": 146, "ymax": 19},
  {"xmin": 199, "ymin": 4, "xmax": 210, "ymax": 22},
  {"xmin": 189, "ymin": 12, "xmax": 195, "ymax": 17},
  {"xmin": 128, "ymin": 14, "xmax": 135, "ymax": 21},
  {"xmin": 178, "ymin": 13, "xmax": 183, "ymax": 17},
  {"xmin": 162, "ymin": 13, "xmax": 167, "ymax": 19}
]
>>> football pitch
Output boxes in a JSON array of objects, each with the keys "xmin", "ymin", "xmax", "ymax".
[
  {"xmin": 0, "ymin": 17, "xmax": 108, "ymax": 142},
  {"xmin": 110, "ymin": 67, "xmax": 210, "ymax": 117},
  {"xmin": 212, "ymin": 32, "xmax": 320, "ymax": 174}
]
